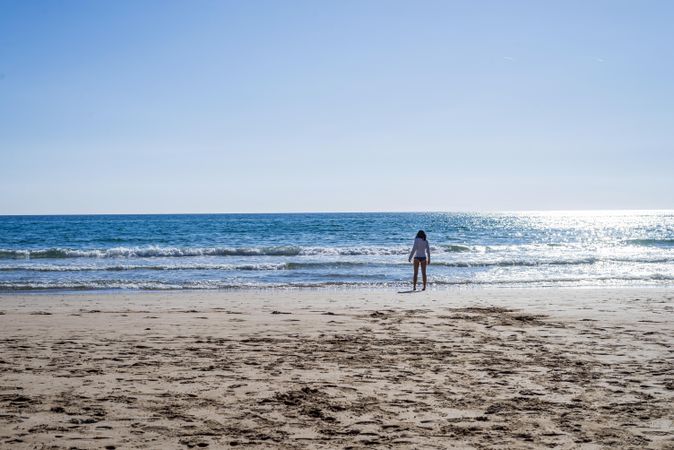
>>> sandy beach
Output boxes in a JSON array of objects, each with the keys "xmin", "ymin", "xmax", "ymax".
[{"xmin": 0, "ymin": 288, "xmax": 672, "ymax": 449}]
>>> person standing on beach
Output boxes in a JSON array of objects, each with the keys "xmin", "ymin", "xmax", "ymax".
[{"xmin": 408, "ymin": 230, "xmax": 430, "ymax": 291}]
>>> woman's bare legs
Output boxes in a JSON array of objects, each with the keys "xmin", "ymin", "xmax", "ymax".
[
  {"xmin": 420, "ymin": 260, "xmax": 427, "ymax": 290},
  {"xmin": 413, "ymin": 258, "xmax": 420, "ymax": 290}
]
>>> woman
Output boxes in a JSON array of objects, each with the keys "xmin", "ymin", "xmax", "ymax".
[{"xmin": 408, "ymin": 230, "xmax": 430, "ymax": 291}]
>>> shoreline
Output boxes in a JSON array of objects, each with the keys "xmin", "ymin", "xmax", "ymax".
[
  {"xmin": 1, "ymin": 288, "xmax": 673, "ymax": 448},
  {"xmin": 1, "ymin": 282, "xmax": 673, "ymax": 296}
]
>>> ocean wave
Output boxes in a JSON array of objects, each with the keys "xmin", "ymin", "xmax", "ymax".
[
  {"xmin": 0, "ymin": 246, "xmax": 302, "ymax": 259},
  {"xmin": 625, "ymin": 239, "xmax": 674, "ymax": 247},
  {"xmin": 0, "ymin": 279, "xmax": 373, "ymax": 291},
  {"xmin": 0, "ymin": 244, "xmax": 599, "ymax": 260},
  {"xmin": 0, "ymin": 259, "xmax": 585, "ymax": 272},
  {"xmin": 429, "ymin": 273, "xmax": 674, "ymax": 286},
  {"xmin": 3, "ymin": 255, "xmax": 674, "ymax": 272},
  {"xmin": 0, "ymin": 263, "xmax": 291, "ymax": 272},
  {"xmin": 1, "ymin": 273, "xmax": 673, "ymax": 291},
  {"xmin": 441, "ymin": 244, "xmax": 473, "ymax": 252},
  {"xmin": 0, "ymin": 280, "xmax": 240, "ymax": 291},
  {"xmin": 12, "ymin": 242, "xmax": 665, "ymax": 259},
  {"xmin": 0, "ymin": 245, "xmax": 475, "ymax": 259}
]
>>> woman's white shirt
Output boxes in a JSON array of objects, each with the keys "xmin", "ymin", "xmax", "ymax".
[{"xmin": 409, "ymin": 237, "xmax": 430, "ymax": 259}]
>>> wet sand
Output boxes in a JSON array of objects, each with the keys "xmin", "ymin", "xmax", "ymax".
[{"xmin": 0, "ymin": 288, "xmax": 673, "ymax": 449}]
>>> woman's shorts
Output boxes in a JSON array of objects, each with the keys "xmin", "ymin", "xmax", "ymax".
[{"xmin": 414, "ymin": 256, "xmax": 427, "ymax": 262}]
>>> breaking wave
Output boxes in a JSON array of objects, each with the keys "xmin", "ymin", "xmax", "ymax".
[
  {"xmin": 625, "ymin": 239, "xmax": 674, "ymax": 247},
  {"xmin": 2, "ymin": 273, "xmax": 673, "ymax": 291},
  {"xmin": 0, "ymin": 244, "xmax": 482, "ymax": 259},
  {"xmin": 3, "ymin": 255, "xmax": 674, "ymax": 273}
]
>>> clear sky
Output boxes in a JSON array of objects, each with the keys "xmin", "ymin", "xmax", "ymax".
[{"xmin": 1, "ymin": 0, "xmax": 673, "ymax": 214}]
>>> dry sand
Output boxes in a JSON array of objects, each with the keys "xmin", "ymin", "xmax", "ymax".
[{"xmin": 0, "ymin": 288, "xmax": 673, "ymax": 449}]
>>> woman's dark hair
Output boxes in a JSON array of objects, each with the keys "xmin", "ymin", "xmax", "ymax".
[{"xmin": 416, "ymin": 230, "xmax": 427, "ymax": 240}]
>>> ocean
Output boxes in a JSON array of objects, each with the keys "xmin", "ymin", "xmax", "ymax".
[{"xmin": 0, "ymin": 211, "xmax": 673, "ymax": 291}]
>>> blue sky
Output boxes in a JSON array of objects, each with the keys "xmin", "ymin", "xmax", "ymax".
[{"xmin": 1, "ymin": 0, "xmax": 673, "ymax": 214}]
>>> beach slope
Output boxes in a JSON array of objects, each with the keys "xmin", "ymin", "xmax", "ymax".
[{"xmin": 1, "ymin": 288, "xmax": 673, "ymax": 448}]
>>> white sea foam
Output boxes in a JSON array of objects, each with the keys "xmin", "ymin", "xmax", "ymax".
[
  {"xmin": 0, "ymin": 263, "xmax": 291, "ymax": 272},
  {"xmin": 0, "ymin": 245, "xmax": 427, "ymax": 259},
  {"xmin": 0, "ymin": 243, "xmax": 610, "ymax": 259},
  {"xmin": 1, "ymin": 272, "xmax": 672, "ymax": 291},
  {"xmin": 2, "ymin": 253, "xmax": 674, "ymax": 272}
]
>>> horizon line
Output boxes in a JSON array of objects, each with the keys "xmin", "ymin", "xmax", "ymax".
[{"xmin": 1, "ymin": 209, "xmax": 673, "ymax": 217}]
